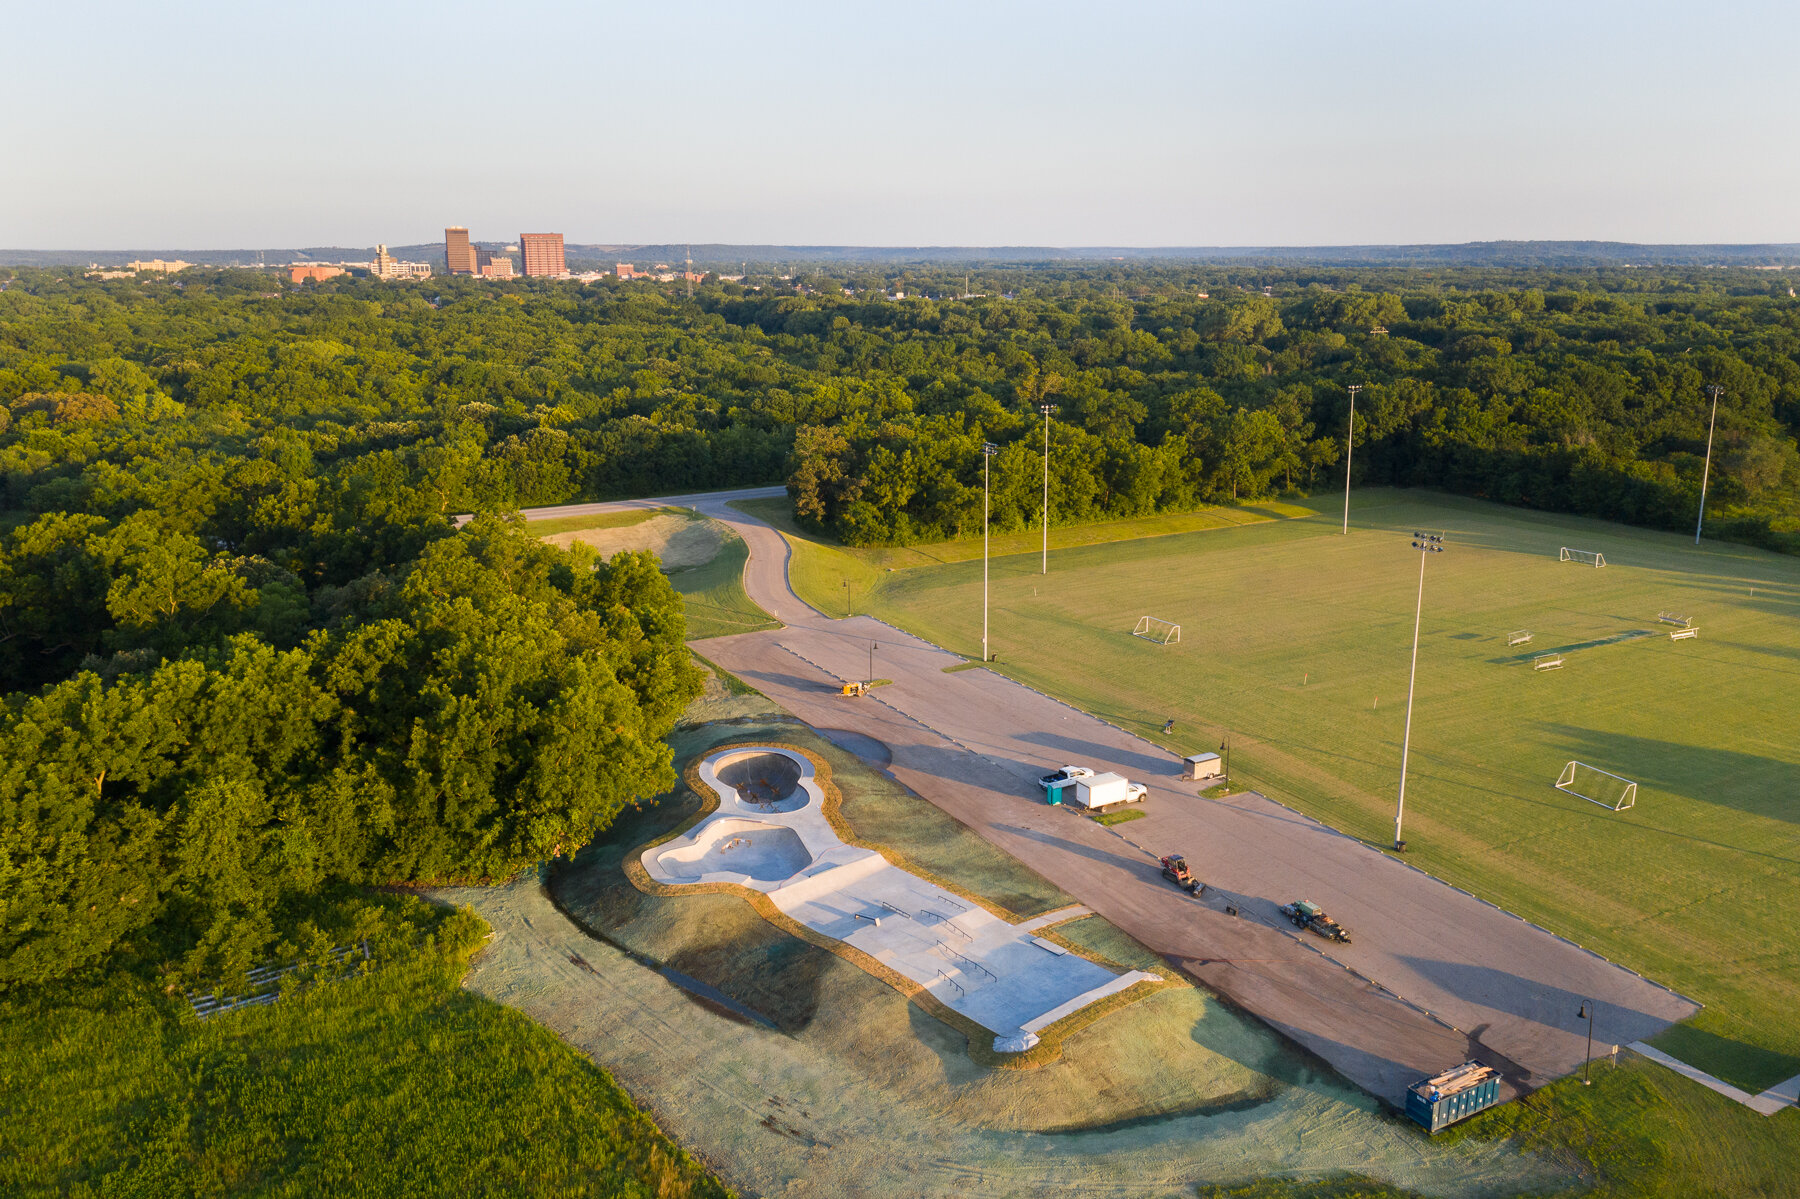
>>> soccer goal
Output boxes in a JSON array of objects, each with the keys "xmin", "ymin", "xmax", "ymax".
[
  {"xmin": 1560, "ymin": 547, "xmax": 1606, "ymax": 567},
  {"xmin": 1133, "ymin": 616, "xmax": 1181, "ymax": 645},
  {"xmin": 1507, "ymin": 629, "xmax": 1533, "ymax": 647},
  {"xmin": 1555, "ymin": 761, "xmax": 1638, "ymax": 811}
]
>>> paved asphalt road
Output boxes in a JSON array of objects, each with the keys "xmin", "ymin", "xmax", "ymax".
[{"xmin": 515, "ymin": 486, "xmax": 1699, "ymax": 1107}]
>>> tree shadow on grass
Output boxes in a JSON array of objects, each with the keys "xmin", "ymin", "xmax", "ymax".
[{"xmin": 1646, "ymin": 1022, "xmax": 1800, "ymax": 1096}]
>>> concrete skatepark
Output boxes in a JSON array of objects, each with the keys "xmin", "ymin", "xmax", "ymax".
[
  {"xmin": 644, "ymin": 745, "xmax": 1158, "ymax": 1051},
  {"xmin": 521, "ymin": 486, "xmax": 1700, "ymax": 1108}
]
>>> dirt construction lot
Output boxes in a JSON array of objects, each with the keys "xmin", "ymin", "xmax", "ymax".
[{"xmin": 517, "ymin": 489, "xmax": 1698, "ymax": 1110}]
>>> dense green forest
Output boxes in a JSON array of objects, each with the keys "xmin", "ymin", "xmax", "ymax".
[{"xmin": 1, "ymin": 262, "xmax": 1797, "ymax": 992}]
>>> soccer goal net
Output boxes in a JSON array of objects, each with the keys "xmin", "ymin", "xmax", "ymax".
[
  {"xmin": 1555, "ymin": 761, "xmax": 1638, "ymax": 811},
  {"xmin": 1133, "ymin": 616, "xmax": 1181, "ymax": 645},
  {"xmin": 1559, "ymin": 547, "xmax": 1606, "ymax": 567}
]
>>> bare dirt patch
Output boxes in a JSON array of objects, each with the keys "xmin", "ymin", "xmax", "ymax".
[{"xmin": 543, "ymin": 513, "xmax": 725, "ymax": 569}]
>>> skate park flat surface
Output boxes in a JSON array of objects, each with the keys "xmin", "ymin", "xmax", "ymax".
[{"xmin": 517, "ymin": 488, "xmax": 1699, "ymax": 1106}]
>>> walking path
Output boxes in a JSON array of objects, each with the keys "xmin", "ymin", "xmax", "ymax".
[
  {"xmin": 514, "ymin": 487, "xmax": 1701, "ymax": 1108},
  {"xmin": 1627, "ymin": 1043, "xmax": 1800, "ymax": 1116}
]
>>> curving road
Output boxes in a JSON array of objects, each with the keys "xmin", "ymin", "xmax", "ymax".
[{"xmin": 515, "ymin": 486, "xmax": 1699, "ymax": 1109}]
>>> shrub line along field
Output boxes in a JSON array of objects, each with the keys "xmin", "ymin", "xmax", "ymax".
[{"xmin": 746, "ymin": 488, "xmax": 1800, "ymax": 1093}]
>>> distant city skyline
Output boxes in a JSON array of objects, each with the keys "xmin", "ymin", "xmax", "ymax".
[{"xmin": 7, "ymin": 1, "xmax": 1798, "ymax": 249}]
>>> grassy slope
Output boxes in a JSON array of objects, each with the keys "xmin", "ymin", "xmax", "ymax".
[
  {"xmin": 751, "ymin": 489, "xmax": 1800, "ymax": 1091},
  {"xmin": 733, "ymin": 493, "xmax": 1323, "ymax": 622},
  {"xmin": 524, "ymin": 507, "xmax": 671, "ymax": 537},
  {"xmin": 1201, "ymin": 1057, "xmax": 1800, "ymax": 1199},
  {"xmin": 666, "ymin": 529, "xmax": 780, "ymax": 640},
  {"xmin": 0, "ymin": 897, "xmax": 730, "ymax": 1198}
]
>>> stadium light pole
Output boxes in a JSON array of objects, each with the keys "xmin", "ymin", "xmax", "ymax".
[
  {"xmin": 1343, "ymin": 384, "xmax": 1363, "ymax": 534},
  {"xmin": 982, "ymin": 441, "xmax": 999, "ymax": 663},
  {"xmin": 1695, "ymin": 385, "xmax": 1723, "ymax": 545},
  {"xmin": 1040, "ymin": 403, "xmax": 1058, "ymax": 574},
  {"xmin": 1394, "ymin": 532, "xmax": 1444, "ymax": 851}
]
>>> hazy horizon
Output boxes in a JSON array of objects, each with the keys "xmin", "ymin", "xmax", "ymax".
[{"xmin": 8, "ymin": 0, "xmax": 1798, "ymax": 249}]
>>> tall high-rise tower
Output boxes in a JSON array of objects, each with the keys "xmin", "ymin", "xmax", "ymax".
[
  {"xmin": 444, "ymin": 227, "xmax": 477, "ymax": 275},
  {"xmin": 519, "ymin": 233, "xmax": 566, "ymax": 277}
]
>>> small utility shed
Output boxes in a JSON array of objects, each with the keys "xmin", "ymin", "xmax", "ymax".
[{"xmin": 1183, "ymin": 752, "xmax": 1222, "ymax": 781}]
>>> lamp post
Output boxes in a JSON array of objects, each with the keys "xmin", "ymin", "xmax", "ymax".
[
  {"xmin": 868, "ymin": 640, "xmax": 876, "ymax": 687},
  {"xmin": 1394, "ymin": 532, "xmax": 1444, "ymax": 851},
  {"xmin": 1343, "ymin": 384, "xmax": 1363, "ymax": 535},
  {"xmin": 1576, "ymin": 1001, "xmax": 1596, "ymax": 1085},
  {"xmin": 843, "ymin": 578, "xmax": 851, "ymax": 619},
  {"xmin": 1695, "ymin": 385, "xmax": 1723, "ymax": 545},
  {"xmin": 1040, "ymin": 403, "xmax": 1058, "ymax": 574},
  {"xmin": 982, "ymin": 441, "xmax": 999, "ymax": 662}
]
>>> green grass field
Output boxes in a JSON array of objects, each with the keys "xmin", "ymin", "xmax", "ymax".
[
  {"xmin": 1200, "ymin": 1050, "xmax": 1800, "ymax": 1199},
  {"xmin": 759, "ymin": 488, "xmax": 1800, "ymax": 1091},
  {"xmin": 0, "ymin": 894, "xmax": 729, "ymax": 1197},
  {"xmin": 667, "ymin": 527, "xmax": 780, "ymax": 640}
]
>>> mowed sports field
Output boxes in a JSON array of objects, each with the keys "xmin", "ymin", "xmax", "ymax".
[{"xmin": 768, "ymin": 490, "xmax": 1800, "ymax": 1091}]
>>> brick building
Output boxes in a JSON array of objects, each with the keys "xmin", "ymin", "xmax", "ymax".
[
  {"xmin": 478, "ymin": 249, "xmax": 515, "ymax": 279},
  {"xmin": 519, "ymin": 232, "xmax": 566, "ymax": 277}
]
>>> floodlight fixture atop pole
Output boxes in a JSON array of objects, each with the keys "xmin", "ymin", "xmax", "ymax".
[
  {"xmin": 982, "ymin": 441, "xmax": 999, "ymax": 663},
  {"xmin": 1394, "ymin": 532, "xmax": 1444, "ymax": 850},
  {"xmin": 1040, "ymin": 404, "xmax": 1058, "ymax": 575},
  {"xmin": 1696, "ymin": 385, "xmax": 1723, "ymax": 545},
  {"xmin": 1343, "ymin": 385, "xmax": 1363, "ymax": 534}
]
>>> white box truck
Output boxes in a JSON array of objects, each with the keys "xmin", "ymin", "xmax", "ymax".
[{"xmin": 1070, "ymin": 772, "xmax": 1148, "ymax": 810}]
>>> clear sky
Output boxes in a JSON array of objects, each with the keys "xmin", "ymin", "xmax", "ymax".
[{"xmin": 7, "ymin": 0, "xmax": 1797, "ymax": 248}]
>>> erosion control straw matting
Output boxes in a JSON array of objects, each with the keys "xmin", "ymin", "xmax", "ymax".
[{"xmin": 437, "ymin": 715, "xmax": 1579, "ymax": 1197}]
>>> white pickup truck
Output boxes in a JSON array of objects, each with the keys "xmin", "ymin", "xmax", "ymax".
[{"xmin": 1037, "ymin": 765, "xmax": 1094, "ymax": 791}]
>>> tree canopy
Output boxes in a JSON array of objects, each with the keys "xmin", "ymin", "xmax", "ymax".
[{"xmin": 2, "ymin": 261, "xmax": 1797, "ymax": 988}]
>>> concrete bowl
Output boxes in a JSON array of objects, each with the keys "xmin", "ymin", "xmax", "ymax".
[
  {"xmin": 654, "ymin": 818, "xmax": 813, "ymax": 883},
  {"xmin": 713, "ymin": 750, "xmax": 807, "ymax": 811}
]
